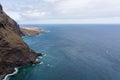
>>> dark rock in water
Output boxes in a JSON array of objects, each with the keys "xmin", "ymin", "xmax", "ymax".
[
  {"xmin": 0, "ymin": 4, "xmax": 41, "ymax": 79},
  {"xmin": 37, "ymin": 53, "xmax": 43, "ymax": 57}
]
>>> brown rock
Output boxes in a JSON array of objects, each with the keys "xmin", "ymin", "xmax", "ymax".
[{"xmin": 20, "ymin": 27, "xmax": 45, "ymax": 36}]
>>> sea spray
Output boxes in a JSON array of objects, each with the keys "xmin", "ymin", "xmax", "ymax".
[
  {"xmin": 38, "ymin": 53, "xmax": 46, "ymax": 59},
  {"xmin": 3, "ymin": 68, "xmax": 18, "ymax": 80}
]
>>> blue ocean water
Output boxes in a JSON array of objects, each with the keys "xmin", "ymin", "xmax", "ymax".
[{"xmin": 10, "ymin": 24, "xmax": 120, "ymax": 80}]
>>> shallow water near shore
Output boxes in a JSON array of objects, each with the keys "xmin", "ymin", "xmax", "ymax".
[{"xmin": 10, "ymin": 24, "xmax": 120, "ymax": 80}]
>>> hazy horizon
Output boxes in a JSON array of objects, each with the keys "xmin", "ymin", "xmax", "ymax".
[{"xmin": 1, "ymin": 0, "xmax": 120, "ymax": 24}]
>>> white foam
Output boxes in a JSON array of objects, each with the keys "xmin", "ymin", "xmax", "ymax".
[
  {"xmin": 43, "ymin": 54, "xmax": 46, "ymax": 57},
  {"xmin": 38, "ymin": 54, "xmax": 46, "ymax": 59},
  {"xmin": 36, "ymin": 58, "xmax": 39, "ymax": 61},
  {"xmin": 40, "ymin": 62, "xmax": 43, "ymax": 65},
  {"xmin": 3, "ymin": 68, "xmax": 18, "ymax": 80},
  {"xmin": 38, "ymin": 56, "xmax": 43, "ymax": 59}
]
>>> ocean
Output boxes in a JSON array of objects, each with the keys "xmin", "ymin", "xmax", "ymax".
[{"xmin": 9, "ymin": 24, "xmax": 120, "ymax": 80}]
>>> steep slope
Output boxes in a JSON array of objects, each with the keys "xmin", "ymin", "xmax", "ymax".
[{"xmin": 0, "ymin": 4, "xmax": 41, "ymax": 79}]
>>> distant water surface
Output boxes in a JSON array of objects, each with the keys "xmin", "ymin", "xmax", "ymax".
[{"xmin": 10, "ymin": 24, "xmax": 120, "ymax": 80}]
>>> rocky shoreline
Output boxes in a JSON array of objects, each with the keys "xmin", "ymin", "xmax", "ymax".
[{"xmin": 0, "ymin": 4, "xmax": 42, "ymax": 80}]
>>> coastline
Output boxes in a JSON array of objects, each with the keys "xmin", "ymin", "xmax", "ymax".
[
  {"xmin": 20, "ymin": 27, "xmax": 46, "ymax": 36},
  {"xmin": 3, "ymin": 68, "xmax": 18, "ymax": 80},
  {"xmin": 0, "ymin": 4, "xmax": 45, "ymax": 80}
]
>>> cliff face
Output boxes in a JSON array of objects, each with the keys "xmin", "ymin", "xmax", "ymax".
[{"xmin": 0, "ymin": 4, "xmax": 40, "ymax": 77}]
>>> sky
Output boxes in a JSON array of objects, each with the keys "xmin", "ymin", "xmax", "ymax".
[{"xmin": 1, "ymin": 0, "xmax": 120, "ymax": 24}]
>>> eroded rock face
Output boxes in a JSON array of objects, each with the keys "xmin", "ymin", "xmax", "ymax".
[{"xmin": 0, "ymin": 4, "xmax": 40, "ymax": 78}]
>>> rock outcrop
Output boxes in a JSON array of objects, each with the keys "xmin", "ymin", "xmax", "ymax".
[
  {"xmin": 20, "ymin": 27, "xmax": 45, "ymax": 36},
  {"xmin": 0, "ymin": 4, "xmax": 41, "ymax": 79}
]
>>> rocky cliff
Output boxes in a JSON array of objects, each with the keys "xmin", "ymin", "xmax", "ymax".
[{"xmin": 0, "ymin": 4, "xmax": 41, "ymax": 79}]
